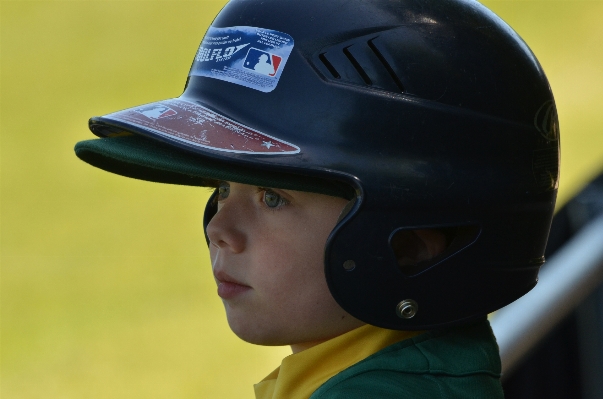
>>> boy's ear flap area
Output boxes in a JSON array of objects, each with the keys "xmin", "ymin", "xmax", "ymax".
[
  {"xmin": 390, "ymin": 226, "xmax": 480, "ymax": 276},
  {"xmin": 391, "ymin": 229, "xmax": 448, "ymax": 269},
  {"xmin": 203, "ymin": 189, "xmax": 219, "ymax": 247}
]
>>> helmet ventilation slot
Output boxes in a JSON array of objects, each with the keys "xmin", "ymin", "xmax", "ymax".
[
  {"xmin": 343, "ymin": 46, "xmax": 372, "ymax": 85},
  {"xmin": 318, "ymin": 53, "xmax": 341, "ymax": 79},
  {"xmin": 315, "ymin": 36, "xmax": 405, "ymax": 94},
  {"xmin": 367, "ymin": 38, "xmax": 405, "ymax": 92}
]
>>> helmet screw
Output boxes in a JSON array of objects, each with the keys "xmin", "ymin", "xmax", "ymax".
[
  {"xmin": 342, "ymin": 260, "xmax": 356, "ymax": 271},
  {"xmin": 396, "ymin": 299, "xmax": 418, "ymax": 319}
]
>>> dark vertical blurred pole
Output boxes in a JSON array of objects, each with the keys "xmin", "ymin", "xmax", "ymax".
[{"xmin": 502, "ymin": 173, "xmax": 603, "ymax": 399}]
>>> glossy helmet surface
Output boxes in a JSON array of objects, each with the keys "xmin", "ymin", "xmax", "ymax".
[{"xmin": 79, "ymin": 0, "xmax": 559, "ymax": 329}]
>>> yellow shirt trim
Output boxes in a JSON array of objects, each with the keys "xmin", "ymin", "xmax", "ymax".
[{"xmin": 254, "ymin": 325, "xmax": 423, "ymax": 399}]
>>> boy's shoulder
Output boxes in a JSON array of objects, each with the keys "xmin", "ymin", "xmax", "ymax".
[{"xmin": 310, "ymin": 320, "xmax": 504, "ymax": 399}]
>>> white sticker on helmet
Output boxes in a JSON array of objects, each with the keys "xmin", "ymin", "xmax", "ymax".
[{"xmin": 189, "ymin": 26, "xmax": 294, "ymax": 93}]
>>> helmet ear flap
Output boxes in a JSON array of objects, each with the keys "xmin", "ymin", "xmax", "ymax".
[{"xmin": 203, "ymin": 189, "xmax": 219, "ymax": 247}]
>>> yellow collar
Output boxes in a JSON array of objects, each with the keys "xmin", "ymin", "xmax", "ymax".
[{"xmin": 254, "ymin": 325, "xmax": 422, "ymax": 399}]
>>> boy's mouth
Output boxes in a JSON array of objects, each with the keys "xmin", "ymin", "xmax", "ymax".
[{"xmin": 214, "ymin": 270, "xmax": 251, "ymax": 299}]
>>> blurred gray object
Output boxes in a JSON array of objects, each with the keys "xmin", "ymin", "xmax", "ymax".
[{"xmin": 493, "ymin": 172, "xmax": 603, "ymax": 399}]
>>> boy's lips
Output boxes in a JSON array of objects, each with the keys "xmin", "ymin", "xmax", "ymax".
[{"xmin": 214, "ymin": 270, "xmax": 251, "ymax": 299}]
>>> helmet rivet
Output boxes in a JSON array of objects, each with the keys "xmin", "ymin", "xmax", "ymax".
[
  {"xmin": 343, "ymin": 260, "xmax": 356, "ymax": 271},
  {"xmin": 396, "ymin": 299, "xmax": 418, "ymax": 319}
]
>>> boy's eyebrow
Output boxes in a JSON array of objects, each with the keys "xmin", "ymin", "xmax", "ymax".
[
  {"xmin": 205, "ymin": 179, "xmax": 222, "ymax": 188},
  {"xmin": 256, "ymin": 186, "xmax": 289, "ymax": 195}
]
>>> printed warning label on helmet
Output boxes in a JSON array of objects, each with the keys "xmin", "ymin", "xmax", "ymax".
[
  {"xmin": 189, "ymin": 26, "xmax": 294, "ymax": 93},
  {"xmin": 103, "ymin": 99, "xmax": 300, "ymax": 155}
]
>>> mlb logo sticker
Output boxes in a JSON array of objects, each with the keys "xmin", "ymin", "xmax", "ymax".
[
  {"xmin": 243, "ymin": 48, "xmax": 282, "ymax": 77},
  {"xmin": 135, "ymin": 105, "xmax": 177, "ymax": 120},
  {"xmin": 189, "ymin": 26, "xmax": 294, "ymax": 92}
]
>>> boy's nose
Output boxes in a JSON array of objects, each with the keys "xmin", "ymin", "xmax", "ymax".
[{"xmin": 206, "ymin": 202, "xmax": 247, "ymax": 254}]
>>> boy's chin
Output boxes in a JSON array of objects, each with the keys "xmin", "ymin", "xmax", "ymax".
[
  {"xmin": 225, "ymin": 313, "xmax": 321, "ymax": 347},
  {"xmin": 226, "ymin": 319, "xmax": 295, "ymax": 347},
  {"xmin": 225, "ymin": 313, "xmax": 366, "ymax": 348}
]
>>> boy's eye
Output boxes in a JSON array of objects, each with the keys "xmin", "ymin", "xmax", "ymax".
[
  {"xmin": 263, "ymin": 190, "xmax": 287, "ymax": 209},
  {"xmin": 217, "ymin": 183, "xmax": 230, "ymax": 200}
]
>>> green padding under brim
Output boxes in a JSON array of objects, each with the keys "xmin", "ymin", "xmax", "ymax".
[{"xmin": 74, "ymin": 135, "xmax": 355, "ymax": 199}]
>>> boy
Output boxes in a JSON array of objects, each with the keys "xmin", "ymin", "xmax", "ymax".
[{"xmin": 75, "ymin": 0, "xmax": 560, "ymax": 397}]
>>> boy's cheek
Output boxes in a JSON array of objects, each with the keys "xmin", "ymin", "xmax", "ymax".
[{"xmin": 208, "ymin": 246, "xmax": 217, "ymax": 267}]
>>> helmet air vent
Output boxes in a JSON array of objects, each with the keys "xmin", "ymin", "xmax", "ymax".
[
  {"xmin": 318, "ymin": 53, "xmax": 341, "ymax": 79},
  {"xmin": 343, "ymin": 46, "xmax": 372, "ymax": 85},
  {"xmin": 314, "ymin": 36, "xmax": 405, "ymax": 94},
  {"xmin": 366, "ymin": 38, "xmax": 405, "ymax": 93}
]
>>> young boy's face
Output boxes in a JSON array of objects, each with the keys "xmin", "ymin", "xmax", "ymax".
[{"xmin": 206, "ymin": 182, "xmax": 364, "ymax": 352}]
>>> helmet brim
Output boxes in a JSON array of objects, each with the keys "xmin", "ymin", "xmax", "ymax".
[{"xmin": 75, "ymin": 129, "xmax": 354, "ymax": 199}]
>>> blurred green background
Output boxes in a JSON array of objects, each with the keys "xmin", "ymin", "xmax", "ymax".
[{"xmin": 1, "ymin": 1, "xmax": 602, "ymax": 398}]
